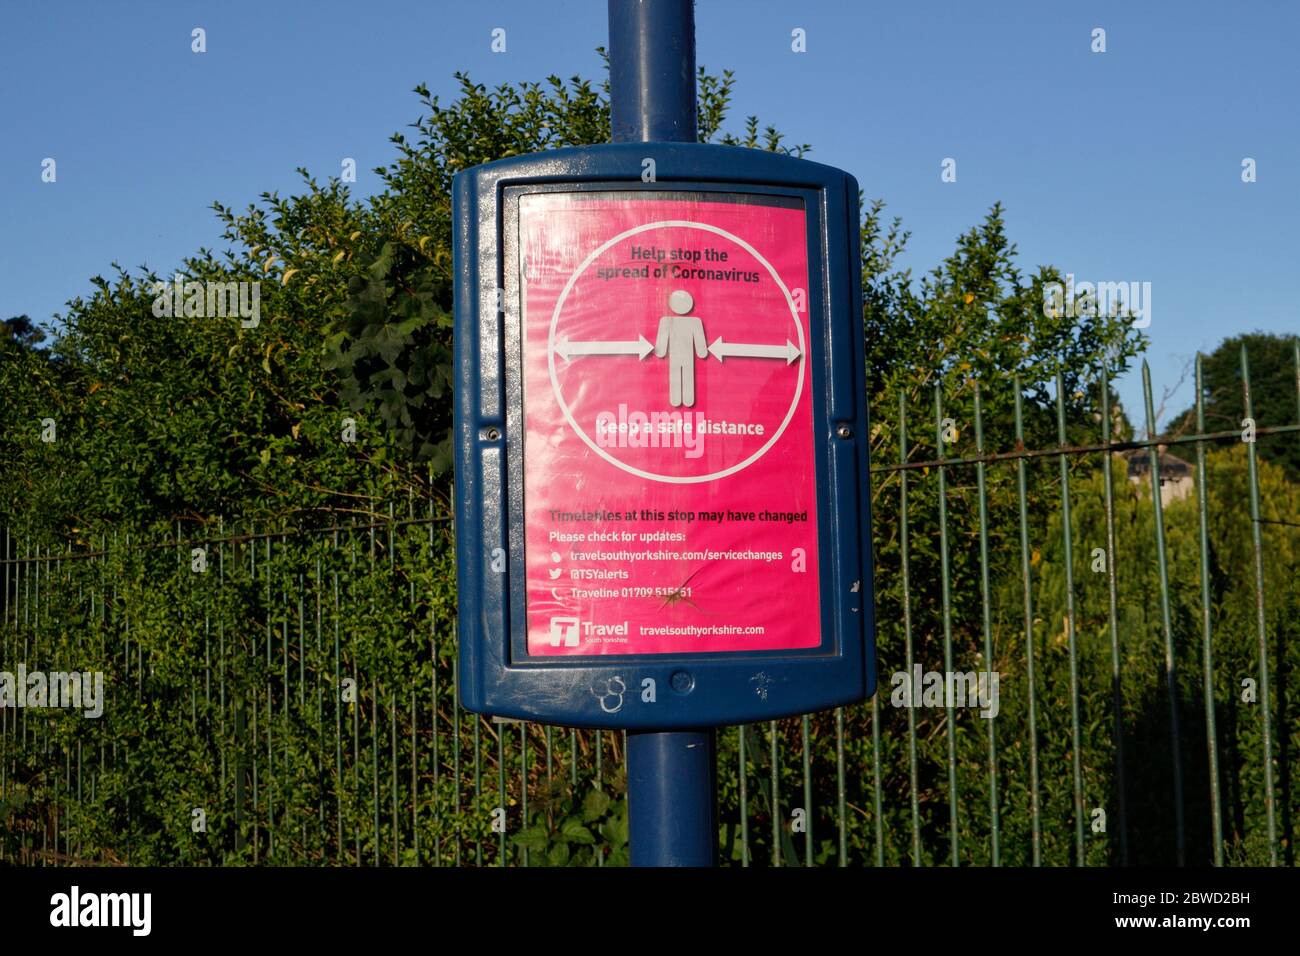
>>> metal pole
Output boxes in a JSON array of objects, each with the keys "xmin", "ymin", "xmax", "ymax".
[
  {"xmin": 627, "ymin": 729, "xmax": 716, "ymax": 866},
  {"xmin": 608, "ymin": 0, "xmax": 697, "ymax": 145},
  {"xmin": 608, "ymin": 0, "xmax": 716, "ymax": 867}
]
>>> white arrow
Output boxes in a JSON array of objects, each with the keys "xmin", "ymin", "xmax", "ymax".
[
  {"xmin": 556, "ymin": 335, "xmax": 654, "ymax": 362},
  {"xmin": 708, "ymin": 336, "xmax": 801, "ymax": 365}
]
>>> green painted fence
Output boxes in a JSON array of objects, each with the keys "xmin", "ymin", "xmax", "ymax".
[{"xmin": 2, "ymin": 345, "xmax": 1298, "ymax": 866}]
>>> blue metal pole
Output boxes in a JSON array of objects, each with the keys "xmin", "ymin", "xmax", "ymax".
[
  {"xmin": 608, "ymin": 0, "xmax": 697, "ymax": 144},
  {"xmin": 608, "ymin": 0, "xmax": 716, "ymax": 867},
  {"xmin": 627, "ymin": 729, "xmax": 717, "ymax": 866}
]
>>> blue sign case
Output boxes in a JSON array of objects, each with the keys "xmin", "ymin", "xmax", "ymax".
[{"xmin": 453, "ymin": 141, "xmax": 875, "ymax": 729}]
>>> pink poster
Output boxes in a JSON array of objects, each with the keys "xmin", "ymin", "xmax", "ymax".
[{"xmin": 520, "ymin": 190, "xmax": 820, "ymax": 655}]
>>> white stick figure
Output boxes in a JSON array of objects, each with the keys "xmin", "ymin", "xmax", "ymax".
[{"xmin": 654, "ymin": 290, "xmax": 707, "ymax": 407}]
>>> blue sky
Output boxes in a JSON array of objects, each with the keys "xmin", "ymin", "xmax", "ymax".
[{"xmin": 2, "ymin": 0, "xmax": 1296, "ymax": 427}]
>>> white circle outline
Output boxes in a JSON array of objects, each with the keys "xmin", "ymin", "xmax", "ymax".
[{"xmin": 546, "ymin": 219, "xmax": 806, "ymax": 484}]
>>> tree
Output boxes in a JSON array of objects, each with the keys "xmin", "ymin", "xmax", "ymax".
[
  {"xmin": 1168, "ymin": 332, "xmax": 1300, "ymax": 482},
  {"xmin": 1, "ymin": 315, "xmax": 47, "ymax": 352}
]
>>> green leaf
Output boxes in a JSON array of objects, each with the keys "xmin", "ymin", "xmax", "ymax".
[
  {"xmin": 560, "ymin": 818, "xmax": 595, "ymax": 845},
  {"xmin": 546, "ymin": 841, "xmax": 571, "ymax": 866},
  {"xmin": 581, "ymin": 788, "xmax": 611, "ymax": 822},
  {"xmin": 599, "ymin": 805, "xmax": 628, "ymax": 848},
  {"xmin": 512, "ymin": 825, "xmax": 549, "ymax": 853}
]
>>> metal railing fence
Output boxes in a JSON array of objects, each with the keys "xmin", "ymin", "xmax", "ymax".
[{"xmin": 1, "ymin": 343, "xmax": 1297, "ymax": 866}]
